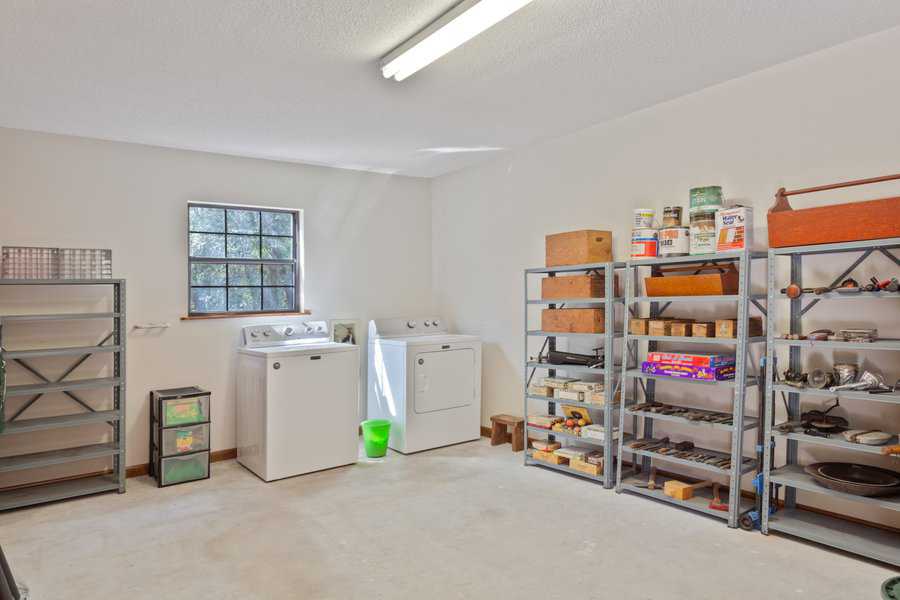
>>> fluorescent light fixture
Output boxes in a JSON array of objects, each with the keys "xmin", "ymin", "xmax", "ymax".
[
  {"xmin": 381, "ymin": 0, "xmax": 535, "ymax": 82},
  {"xmin": 419, "ymin": 146, "xmax": 504, "ymax": 154}
]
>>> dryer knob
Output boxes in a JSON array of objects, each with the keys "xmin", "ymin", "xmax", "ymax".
[
  {"xmin": 284, "ymin": 327, "xmax": 294, "ymax": 336},
  {"xmin": 305, "ymin": 325, "xmax": 313, "ymax": 333},
  {"xmin": 406, "ymin": 320, "xmax": 416, "ymax": 329},
  {"xmin": 263, "ymin": 331, "xmax": 271, "ymax": 337},
  {"xmin": 250, "ymin": 332, "xmax": 258, "ymax": 338},
  {"xmin": 432, "ymin": 320, "xmax": 440, "ymax": 327},
  {"xmin": 424, "ymin": 321, "xmax": 431, "ymax": 327}
]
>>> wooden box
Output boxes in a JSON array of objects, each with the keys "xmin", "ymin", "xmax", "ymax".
[
  {"xmin": 670, "ymin": 321, "xmax": 693, "ymax": 337},
  {"xmin": 541, "ymin": 308, "xmax": 604, "ymax": 333},
  {"xmin": 715, "ymin": 317, "xmax": 763, "ymax": 338},
  {"xmin": 768, "ymin": 195, "xmax": 900, "ymax": 248},
  {"xmin": 692, "ymin": 322, "xmax": 715, "ymax": 338},
  {"xmin": 630, "ymin": 318, "xmax": 649, "ymax": 335},
  {"xmin": 546, "ymin": 230, "xmax": 613, "ymax": 267},
  {"xmin": 570, "ymin": 458, "xmax": 603, "ymax": 476},
  {"xmin": 648, "ymin": 319, "xmax": 672, "ymax": 337},
  {"xmin": 644, "ymin": 264, "xmax": 739, "ymax": 297},
  {"xmin": 531, "ymin": 449, "xmax": 568, "ymax": 465},
  {"xmin": 541, "ymin": 274, "xmax": 619, "ymax": 300},
  {"xmin": 664, "ymin": 480, "xmax": 695, "ymax": 501}
]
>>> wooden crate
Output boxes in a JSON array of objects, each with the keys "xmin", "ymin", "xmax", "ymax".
[
  {"xmin": 670, "ymin": 321, "xmax": 693, "ymax": 337},
  {"xmin": 629, "ymin": 318, "xmax": 649, "ymax": 335},
  {"xmin": 768, "ymin": 195, "xmax": 900, "ymax": 248},
  {"xmin": 715, "ymin": 317, "xmax": 763, "ymax": 338},
  {"xmin": 541, "ymin": 308, "xmax": 604, "ymax": 333},
  {"xmin": 531, "ymin": 449, "xmax": 568, "ymax": 465},
  {"xmin": 648, "ymin": 319, "xmax": 672, "ymax": 336},
  {"xmin": 692, "ymin": 322, "xmax": 715, "ymax": 338},
  {"xmin": 645, "ymin": 264, "xmax": 739, "ymax": 297},
  {"xmin": 570, "ymin": 458, "xmax": 603, "ymax": 476},
  {"xmin": 541, "ymin": 274, "xmax": 619, "ymax": 300},
  {"xmin": 546, "ymin": 230, "xmax": 612, "ymax": 267}
]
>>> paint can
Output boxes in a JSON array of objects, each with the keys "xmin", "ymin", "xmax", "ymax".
[
  {"xmin": 658, "ymin": 226, "xmax": 690, "ymax": 256},
  {"xmin": 633, "ymin": 208, "xmax": 655, "ymax": 229},
  {"xmin": 715, "ymin": 205, "xmax": 753, "ymax": 252},
  {"xmin": 631, "ymin": 228, "xmax": 658, "ymax": 259},
  {"xmin": 689, "ymin": 186, "xmax": 724, "ymax": 210},
  {"xmin": 662, "ymin": 206, "xmax": 683, "ymax": 227},
  {"xmin": 689, "ymin": 208, "xmax": 717, "ymax": 255}
]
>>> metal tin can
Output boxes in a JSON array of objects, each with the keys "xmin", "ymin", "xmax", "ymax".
[
  {"xmin": 689, "ymin": 186, "xmax": 724, "ymax": 210},
  {"xmin": 689, "ymin": 208, "xmax": 717, "ymax": 255},
  {"xmin": 658, "ymin": 226, "xmax": 690, "ymax": 256},
  {"xmin": 662, "ymin": 206, "xmax": 683, "ymax": 227},
  {"xmin": 631, "ymin": 228, "xmax": 658, "ymax": 259},
  {"xmin": 633, "ymin": 208, "xmax": 655, "ymax": 229}
]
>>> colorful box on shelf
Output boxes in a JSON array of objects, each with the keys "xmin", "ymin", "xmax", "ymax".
[
  {"xmin": 646, "ymin": 352, "xmax": 735, "ymax": 368},
  {"xmin": 641, "ymin": 361, "xmax": 736, "ymax": 381}
]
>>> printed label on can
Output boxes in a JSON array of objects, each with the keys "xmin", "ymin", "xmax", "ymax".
[
  {"xmin": 658, "ymin": 227, "xmax": 690, "ymax": 256},
  {"xmin": 633, "ymin": 209, "xmax": 655, "ymax": 229},
  {"xmin": 631, "ymin": 229, "xmax": 659, "ymax": 258}
]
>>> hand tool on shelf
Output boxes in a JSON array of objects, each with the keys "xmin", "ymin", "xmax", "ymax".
[
  {"xmin": 709, "ymin": 483, "xmax": 728, "ymax": 511},
  {"xmin": 881, "ymin": 445, "xmax": 900, "ymax": 457},
  {"xmin": 633, "ymin": 466, "xmax": 659, "ymax": 490}
]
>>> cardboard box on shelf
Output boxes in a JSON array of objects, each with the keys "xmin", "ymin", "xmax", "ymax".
[
  {"xmin": 541, "ymin": 308, "xmax": 604, "ymax": 333},
  {"xmin": 692, "ymin": 322, "xmax": 716, "ymax": 337},
  {"xmin": 715, "ymin": 206, "xmax": 753, "ymax": 252},
  {"xmin": 545, "ymin": 230, "xmax": 613, "ymax": 267},
  {"xmin": 541, "ymin": 274, "xmax": 619, "ymax": 300},
  {"xmin": 715, "ymin": 317, "xmax": 763, "ymax": 338}
]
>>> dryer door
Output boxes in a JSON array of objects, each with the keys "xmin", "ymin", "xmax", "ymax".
[{"xmin": 414, "ymin": 348, "xmax": 475, "ymax": 414}]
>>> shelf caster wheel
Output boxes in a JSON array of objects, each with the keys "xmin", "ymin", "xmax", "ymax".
[{"xmin": 739, "ymin": 515, "xmax": 755, "ymax": 531}]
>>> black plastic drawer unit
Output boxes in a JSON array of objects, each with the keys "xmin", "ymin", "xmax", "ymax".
[{"xmin": 149, "ymin": 387, "xmax": 211, "ymax": 487}]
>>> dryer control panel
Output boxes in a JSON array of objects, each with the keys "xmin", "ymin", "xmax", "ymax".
[
  {"xmin": 368, "ymin": 317, "xmax": 448, "ymax": 338},
  {"xmin": 242, "ymin": 320, "xmax": 330, "ymax": 348}
]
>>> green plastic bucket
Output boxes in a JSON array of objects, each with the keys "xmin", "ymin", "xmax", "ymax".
[{"xmin": 361, "ymin": 419, "xmax": 391, "ymax": 458}]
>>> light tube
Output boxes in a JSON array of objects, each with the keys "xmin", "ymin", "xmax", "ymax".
[{"xmin": 381, "ymin": 0, "xmax": 535, "ymax": 81}]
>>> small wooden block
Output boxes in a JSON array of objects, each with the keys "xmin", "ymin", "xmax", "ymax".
[
  {"xmin": 669, "ymin": 321, "xmax": 693, "ymax": 337},
  {"xmin": 663, "ymin": 480, "xmax": 694, "ymax": 500},
  {"xmin": 692, "ymin": 322, "xmax": 715, "ymax": 337},
  {"xmin": 630, "ymin": 318, "xmax": 649, "ymax": 335}
]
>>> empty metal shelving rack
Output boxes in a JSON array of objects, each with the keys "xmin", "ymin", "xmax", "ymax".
[
  {"xmin": 762, "ymin": 237, "xmax": 900, "ymax": 566},
  {"xmin": 615, "ymin": 249, "xmax": 767, "ymax": 528},
  {"xmin": 523, "ymin": 261, "xmax": 626, "ymax": 488},
  {"xmin": 0, "ymin": 278, "xmax": 126, "ymax": 510}
]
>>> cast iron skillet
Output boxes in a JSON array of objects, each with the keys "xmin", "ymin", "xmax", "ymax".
[{"xmin": 804, "ymin": 462, "xmax": 900, "ymax": 497}]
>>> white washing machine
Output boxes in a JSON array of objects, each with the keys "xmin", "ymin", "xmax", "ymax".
[
  {"xmin": 367, "ymin": 317, "xmax": 482, "ymax": 454},
  {"xmin": 236, "ymin": 320, "xmax": 359, "ymax": 481}
]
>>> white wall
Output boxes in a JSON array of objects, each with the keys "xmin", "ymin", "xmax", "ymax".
[
  {"xmin": 431, "ymin": 26, "xmax": 900, "ymax": 527},
  {"xmin": 0, "ymin": 127, "xmax": 432, "ymax": 484}
]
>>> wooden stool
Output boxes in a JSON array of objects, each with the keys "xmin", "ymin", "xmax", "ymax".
[{"xmin": 490, "ymin": 414, "xmax": 524, "ymax": 452}]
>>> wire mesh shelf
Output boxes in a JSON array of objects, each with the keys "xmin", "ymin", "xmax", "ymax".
[{"xmin": 2, "ymin": 246, "xmax": 112, "ymax": 280}]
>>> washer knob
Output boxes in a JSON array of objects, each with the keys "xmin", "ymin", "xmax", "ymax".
[
  {"xmin": 284, "ymin": 327, "xmax": 294, "ymax": 336},
  {"xmin": 432, "ymin": 320, "xmax": 440, "ymax": 327},
  {"xmin": 406, "ymin": 320, "xmax": 417, "ymax": 329},
  {"xmin": 316, "ymin": 325, "xmax": 325, "ymax": 333},
  {"xmin": 305, "ymin": 325, "xmax": 313, "ymax": 333},
  {"xmin": 263, "ymin": 331, "xmax": 271, "ymax": 337},
  {"xmin": 424, "ymin": 321, "xmax": 431, "ymax": 327},
  {"xmin": 250, "ymin": 331, "xmax": 259, "ymax": 338}
]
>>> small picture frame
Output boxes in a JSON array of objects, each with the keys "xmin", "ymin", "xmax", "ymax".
[{"xmin": 330, "ymin": 320, "xmax": 358, "ymax": 345}]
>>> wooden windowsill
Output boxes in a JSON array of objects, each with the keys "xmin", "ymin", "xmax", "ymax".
[{"xmin": 181, "ymin": 310, "xmax": 311, "ymax": 321}]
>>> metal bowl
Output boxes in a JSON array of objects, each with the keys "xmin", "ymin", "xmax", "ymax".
[{"xmin": 804, "ymin": 462, "xmax": 900, "ymax": 497}]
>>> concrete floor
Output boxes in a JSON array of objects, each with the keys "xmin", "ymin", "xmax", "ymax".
[{"xmin": 1, "ymin": 439, "xmax": 894, "ymax": 599}]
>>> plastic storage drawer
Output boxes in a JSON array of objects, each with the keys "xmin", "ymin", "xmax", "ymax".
[
  {"xmin": 154, "ymin": 423, "xmax": 210, "ymax": 457},
  {"xmin": 156, "ymin": 451, "xmax": 210, "ymax": 487},
  {"xmin": 151, "ymin": 387, "xmax": 210, "ymax": 427}
]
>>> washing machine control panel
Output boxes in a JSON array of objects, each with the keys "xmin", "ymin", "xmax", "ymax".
[
  {"xmin": 242, "ymin": 320, "xmax": 330, "ymax": 348},
  {"xmin": 369, "ymin": 317, "xmax": 448, "ymax": 338}
]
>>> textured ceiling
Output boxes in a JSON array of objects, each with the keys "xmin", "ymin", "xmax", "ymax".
[{"xmin": 3, "ymin": 1, "xmax": 900, "ymax": 177}]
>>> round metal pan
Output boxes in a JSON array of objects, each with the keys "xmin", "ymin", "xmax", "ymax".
[{"xmin": 804, "ymin": 462, "xmax": 900, "ymax": 497}]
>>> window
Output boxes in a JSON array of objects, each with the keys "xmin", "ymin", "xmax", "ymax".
[{"xmin": 187, "ymin": 202, "xmax": 301, "ymax": 315}]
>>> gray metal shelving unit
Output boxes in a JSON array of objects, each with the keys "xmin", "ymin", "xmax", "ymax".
[
  {"xmin": 523, "ymin": 261, "xmax": 626, "ymax": 488},
  {"xmin": 761, "ymin": 237, "xmax": 900, "ymax": 566},
  {"xmin": 0, "ymin": 279, "xmax": 126, "ymax": 511},
  {"xmin": 615, "ymin": 249, "xmax": 766, "ymax": 528}
]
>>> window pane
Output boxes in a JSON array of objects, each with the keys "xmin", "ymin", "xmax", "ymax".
[
  {"xmin": 227, "ymin": 235, "xmax": 260, "ymax": 259},
  {"xmin": 262, "ymin": 236, "xmax": 293, "ymax": 259},
  {"xmin": 227, "ymin": 209, "xmax": 260, "ymax": 234},
  {"xmin": 263, "ymin": 287, "xmax": 293, "ymax": 311},
  {"xmin": 189, "ymin": 206, "xmax": 225, "ymax": 232},
  {"xmin": 190, "ymin": 233, "xmax": 226, "ymax": 258},
  {"xmin": 263, "ymin": 264, "xmax": 293, "ymax": 286},
  {"xmin": 191, "ymin": 287, "xmax": 226, "ymax": 313},
  {"xmin": 191, "ymin": 263, "xmax": 226, "ymax": 285},
  {"xmin": 228, "ymin": 263, "xmax": 261, "ymax": 285},
  {"xmin": 261, "ymin": 211, "xmax": 293, "ymax": 236},
  {"xmin": 228, "ymin": 287, "xmax": 261, "ymax": 312}
]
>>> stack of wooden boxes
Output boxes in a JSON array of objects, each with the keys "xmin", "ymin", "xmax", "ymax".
[
  {"xmin": 150, "ymin": 386, "xmax": 212, "ymax": 487},
  {"xmin": 541, "ymin": 230, "xmax": 614, "ymax": 333}
]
